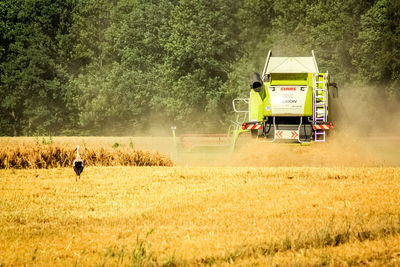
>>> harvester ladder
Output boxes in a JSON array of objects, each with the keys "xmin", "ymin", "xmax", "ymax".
[
  {"xmin": 231, "ymin": 98, "xmax": 250, "ymax": 151},
  {"xmin": 313, "ymin": 74, "xmax": 328, "ymax": 142}
]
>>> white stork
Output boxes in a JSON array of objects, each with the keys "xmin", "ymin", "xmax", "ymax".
[{"xmin": 73, "ymin": 145, "xmax": 84, "ymax": 181}]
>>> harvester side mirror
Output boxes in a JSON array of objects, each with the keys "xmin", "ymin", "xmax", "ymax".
[
  {"xmin": 329, "ymin": 83, "xmax": 339, "ymax": 98},
  {"xmin": 251, "ymin": 72, "xmax": 264, "ymax": 92}
]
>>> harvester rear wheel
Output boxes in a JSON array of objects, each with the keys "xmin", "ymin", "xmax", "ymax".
[{"xmin": 251, "ymin": 129, "xmax": 259, "ymax": 139}]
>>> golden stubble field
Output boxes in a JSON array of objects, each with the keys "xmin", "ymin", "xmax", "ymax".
[{"xmin": 1, "ymin": 136, "xmax": 400, "ymax": 266}]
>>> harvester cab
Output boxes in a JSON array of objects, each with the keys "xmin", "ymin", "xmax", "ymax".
[{"xmin": 232, "ymin": 50, "xmax": 338, "ymax": 149}]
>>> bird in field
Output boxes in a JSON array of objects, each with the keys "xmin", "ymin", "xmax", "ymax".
[{"xmin": 73, "ymin": 145, "xmax": 84, "ymax": 182}]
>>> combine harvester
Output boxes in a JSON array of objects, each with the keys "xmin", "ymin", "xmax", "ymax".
[{"xmin": 232, "ymin": 50, "xmax": 338, "ymax": 149}]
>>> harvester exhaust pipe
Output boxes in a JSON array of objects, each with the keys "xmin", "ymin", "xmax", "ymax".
[{"xmin": 251, "ymin": 72, "xmax": 264, "ymax": 92}]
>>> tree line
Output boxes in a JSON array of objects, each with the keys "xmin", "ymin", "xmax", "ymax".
[{"xmin": 0, "ymin": 0, "xmax": 399, "ymax": 136}]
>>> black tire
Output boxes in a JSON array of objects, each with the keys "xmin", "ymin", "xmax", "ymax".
[{"xmin": 251, "ymin": 129, "xmax": 258, "ymax": 139}]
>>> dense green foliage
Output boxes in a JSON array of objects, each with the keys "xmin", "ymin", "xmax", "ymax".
[{"xmin": 0, "ymin": 0, "xmax": 399, "ymax": 135}]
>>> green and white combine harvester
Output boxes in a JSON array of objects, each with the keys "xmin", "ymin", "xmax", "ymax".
[{"xmin": 232, "ymin": 50, "xmax": 338, "ymax": 149}]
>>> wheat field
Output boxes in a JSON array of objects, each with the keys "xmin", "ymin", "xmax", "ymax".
[
  {"xmin": 0, "ymin": 136, "xmax": 400, "ymax": 266},
  {"xmin": 0, "ymin": 137, "xmax": 173, "ymax": 168}
]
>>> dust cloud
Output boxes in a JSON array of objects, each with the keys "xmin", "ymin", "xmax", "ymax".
[
  {"xmin": 159, "ymin": 85, "xmax": 400, "ymax": 167},
  {"xmin": 226, "ymin": 85, "xmax": 400, "ymax": 168},
  {"xmin": 157, "ymin": 130, "xmax": 399, "ymax": 167},
  {"xmin": 333, "ymin": 85, "xmax": 400, "ymax": 137},
  {"xmin": 228, "ymin": 134, "xmax": 399, "ymax": 167}
]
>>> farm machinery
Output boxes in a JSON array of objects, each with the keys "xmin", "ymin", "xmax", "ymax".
[{"xmin": 232, "ymin": 50, "xmax": 338, "ymax": 148}]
